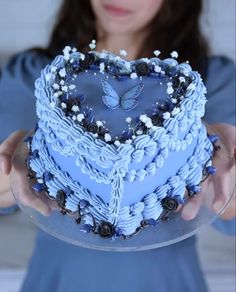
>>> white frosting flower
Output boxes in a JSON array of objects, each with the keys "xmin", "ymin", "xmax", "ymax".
[
  {"xmin": 80, "ymin": 53, "xmax": 85, "ymax": 61},
  {"xmin": 120, "ymin": 49, "xmax": 127, "ymax": 56},
  {"xmin": 99, "ymin": 63, "xmax": 105, "ymax": 72},
  {"xmin": 125, "ymin": 139, "xmax": 132, "ymax": 144},
  {"xmin": 163, "ymin": 112, "xmax": 171, "ymax": 120},
  {"xmin": 61, "ymin": 102, "xmax": 67, "ymax": 109},
  {"xmin": 153, "ymin": 50, "xmax": 161, "ymax": 57},
  {"xmin": 114, "ymin": 140, "xmax": 121, "ymax": 147},
  {"xmin": 60, "ymin": 80, "xmax": 65, "ymax": 85},
  {"xmin": 52, "ymin": 83, "xmax": 60, "ymax": 90},
  {"xmin": 61, "ymin": 85, "xmax": 68, "ymax": 92},
  {"xmin": 104, "ymin": 133, "xmax": 112, "ymax": 142},
  {"xmin": 154, "ymin": 65, "xmax": 162, "ymax": 73},
  {"xmin": 167, "ymin": 87, "xmax": 174, "ymax": 95},
  {"xmin": 45, "ymin": 73, "xmax": 52, "ymax": 81},
  {"xmin": 171, "ymin": 107, "xmax": 180, "ymax": 116},
  {"xmin": 139, "ymin": 114, "xmax": 148, "ymax": 123},
  {"xmin": 89, "ymin": 42, "xmax": 96, "ymax": 50},
  {"xmin": 59, "ymin": 68, "xmax": 66, "ymax": 78},
  {"xmin": 96, "ymin": 121, "xmax": 103, "ymax": 127},
  {"xmin": 179, "ymin": 76, "xmax": 186, "ymax": 83},
  {"xmin": 130, "ymin": 72, "xmax": 138, "ymax": 79},
  {"xmin": 170, "ymin": 51, "xmax": 178, "ymax": 58},
  {"xmin": 72, "ymin": 105, "xmax": 79, "ymax": 112},
  {"xmin": 171, "ymin": 98, "xmax": 178, "ymax": 104},
  {"xmin": 125, "ymin": 117, "xmax": 132, "ymax": 123},
  {"xmin": 136, "ymin": 129, "xmax": 143, "ymax": 135},
  {"xmin": 145, "ymin": 120, "xmax": 153, "ymax": 128},
  {"xmin": 77, "ymin": 113, "xmax": 85, "ymax": 122},
  {"xmin": 69, "ymin": 84, "xmax": 76, "ymax": 90}
]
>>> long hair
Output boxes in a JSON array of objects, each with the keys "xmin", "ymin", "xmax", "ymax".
[{"xmin": 35, "ymin": 0, "xmax": 209, "ymax": 76}]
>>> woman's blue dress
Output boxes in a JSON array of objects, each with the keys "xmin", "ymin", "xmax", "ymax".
[{"xmin": 0, "ymin": 51, "xmax": 235, "ymax": 292}]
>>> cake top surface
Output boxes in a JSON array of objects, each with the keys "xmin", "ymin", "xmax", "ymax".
[{"xmin": 39, "ymin": 45, "xmax": 205, "ymax": 147}]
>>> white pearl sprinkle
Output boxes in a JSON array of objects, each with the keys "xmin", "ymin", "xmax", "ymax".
[
  {"xmin": 93, "ymin": 133, "xmax": 98, "ymax": 138},
  {"xmin": 72, "ymin": 115, "xmax": 77, "ymax": 121}
]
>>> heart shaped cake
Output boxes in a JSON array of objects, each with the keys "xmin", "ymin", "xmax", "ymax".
[{"xmin": 26, "ymin": 46, "xmax": 216, "ymax": 239}]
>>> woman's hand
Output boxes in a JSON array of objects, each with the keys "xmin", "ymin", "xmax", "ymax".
[
  {"xmin": 182, "ymin": 123, "xmax": 236, "ymax": 221},
  {"xmin": 0, "ymin": 131, "xmax": 57, "ymax": 216}
]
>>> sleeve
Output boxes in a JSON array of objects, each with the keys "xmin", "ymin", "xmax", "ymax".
[
  {"xmin": 203, "ymin": 56, "xmax": 236, "ymax": 235},
  {"xmin": 0, "ymin": 51, "xmax": 49, "ymax": 215},
  {"xmin": 203, "ymin": 56, "xmax": 235, "ymax": 126},
  {"xmin": 0, "ymin": 51, "xmax": 49, "ymax": 143}
]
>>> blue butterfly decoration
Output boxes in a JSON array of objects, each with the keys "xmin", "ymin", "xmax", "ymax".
[{"xmin": 101, "ymin": 79, "xmax": 144, "ymax": 111}]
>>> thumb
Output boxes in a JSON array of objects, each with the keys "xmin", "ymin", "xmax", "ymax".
[{"xmin": 0, "ymin": 131, "xmax": 27, "ymax": 174}]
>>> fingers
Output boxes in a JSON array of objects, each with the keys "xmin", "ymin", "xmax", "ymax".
[
  {"xmin": 0, "ymin": 131, "xmax": 27, "ymax": 174},
  {"xmin": 10, "ymin": 141, "xmax": 53, "ymax": 216},
  {"xmin": 181, "ymin": 191, "xmax": 204, "ymax": 221}
]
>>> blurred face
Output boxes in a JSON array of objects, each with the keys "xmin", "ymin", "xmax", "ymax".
[{"xmin": 90, "ymin": 0, "xmax": 164, "ymax": 34}]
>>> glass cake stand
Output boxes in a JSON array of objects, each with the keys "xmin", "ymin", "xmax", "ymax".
[{"xmin": 10, "ymin": 141, "xmax": 235, "ymax": 251}]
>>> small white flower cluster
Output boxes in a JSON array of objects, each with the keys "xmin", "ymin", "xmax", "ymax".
[
  {"xmin": 130, "ymin": 72, "xmax": 138, "ymax": 79},
  {"xmin": 120, "ymin": 49, "xmax": 127, "ymax": 57},
  {"xmin": 153, "ymin": 50, "xmax": 161, "ymax": 57},
  {"xmin": 89, "ymin": 39, "xmax": 96, "ymax": 50},
  {"xmin": 139, "ymin": 114, "xmax": 153, "ymax": 129},
  {"xmin": 167, "ymin": 82, "xmax": 174, "ymax": 95},
  {"xmin": 170, "ymin": 51, "xmax": 178, "ymax": 59},
  {"xmin": 99, "ymin": 63, "xmax": 105, "ymax": 73}
]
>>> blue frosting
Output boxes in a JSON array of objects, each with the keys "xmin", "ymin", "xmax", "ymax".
[{"xmin": 28, "ymin": 49, "xmax": 214, "ymax": 237}]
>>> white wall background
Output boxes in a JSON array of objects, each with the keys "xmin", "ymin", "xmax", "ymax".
[
  {"xmin": 0, "ymin": 1, "xmax": 235, "ymax": 292},
  {"xmin": 0, "ymin": 0, "xmax": 235, "ymax": 64}
]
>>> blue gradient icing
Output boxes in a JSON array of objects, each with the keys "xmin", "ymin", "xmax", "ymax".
[{"xmin": 28, "ymin": 49, "xmax": 214, "ymax": 236}]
